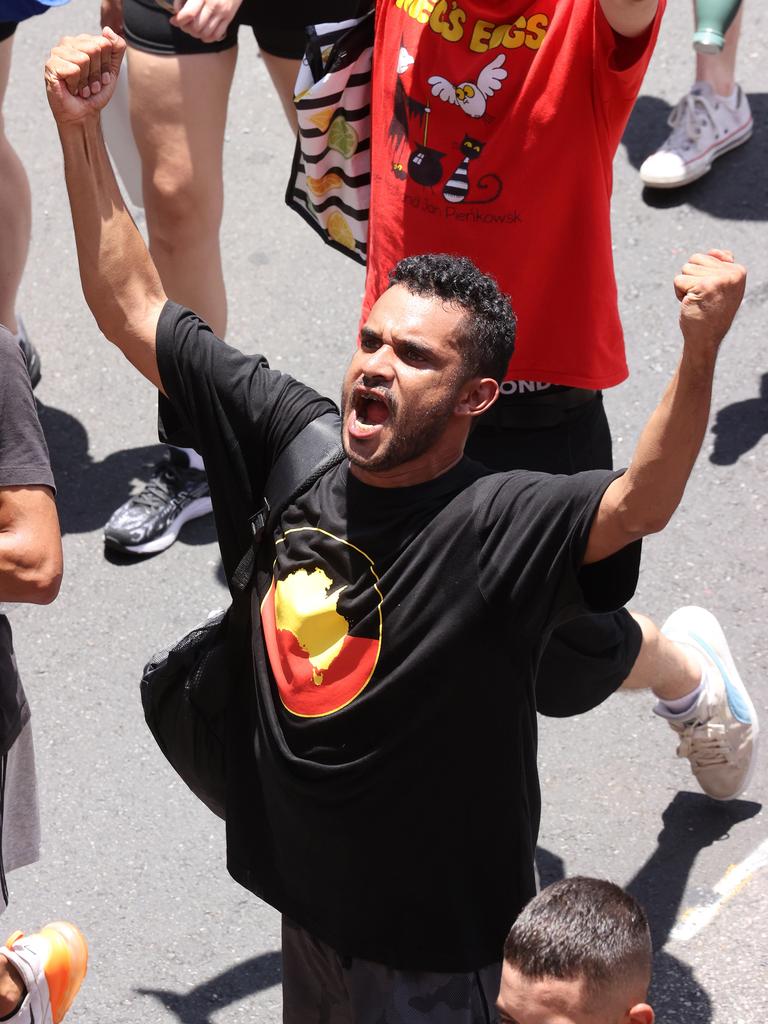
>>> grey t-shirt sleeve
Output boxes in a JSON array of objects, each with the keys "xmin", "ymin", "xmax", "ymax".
[{"xmin": 0, "ymin": 327, "xmax": 54, "ymax": 492}]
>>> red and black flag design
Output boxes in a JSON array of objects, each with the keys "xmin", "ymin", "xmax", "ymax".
[{"xmin": 261, "ymin": 527, "xmax": 383, "ymax": 717}]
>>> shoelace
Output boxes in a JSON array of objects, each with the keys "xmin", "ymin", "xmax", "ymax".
[
  {"xmin": 676, "ymin": 721, "xmax": 731, "ymax": 768},
  {"xmin": 664, "ymin": 91, "xmax": 718, "ymax": 149},
  {"xmin": 132, "ymin": 462, "xmax": 182, "ymax": 511}
]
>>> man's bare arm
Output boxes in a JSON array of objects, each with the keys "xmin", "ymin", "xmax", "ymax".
[
  {"xmin": 45, "ymin": 30, "xmax": 166, "ymax": 390},
  {"xmin": 0, "ymin": 487, "xmax": 62, "ymax": 604},
  {"xmin": 584, "ymin": 250, "xmax": 747, "ymax": 565},
  {"xmin": 599, "ymin": 0, "xmax": 659, "ymax": 38}
]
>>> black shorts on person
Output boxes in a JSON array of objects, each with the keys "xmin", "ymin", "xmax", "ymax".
[
  {"xmin": 124, "ymin": 0, "xmax": 363, "ymax": 59},
  {"xmin": 0, "ymin": 22, "xmax": 18, "ymax": 42},
  {"xmin": 466, "ymin": 390, "xmax": 644, "ymax": 719}
]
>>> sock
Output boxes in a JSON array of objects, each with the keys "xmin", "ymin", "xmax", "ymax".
[
  {"xmin": 176, "ymin": 446, "xmax": 205, "ymax": 472},
  {"xmin": 719, "ymin": 84, "xmax": 740, "ymax": 106},
  {"xmin": 695, "ymin": 80, "xmax": 739, "ymax": 105},
  {"xmin": 657, "ymin": 679, "xmax": 705, "ymax": 718},
  {"xmin": 653, "ymin": 639, "xmax": 712, "ymax": 718}
]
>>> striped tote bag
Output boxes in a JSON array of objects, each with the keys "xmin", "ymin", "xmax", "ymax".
[{"xmin": 285, "ymin": 8, "xmax": 374, "ymax": 266}]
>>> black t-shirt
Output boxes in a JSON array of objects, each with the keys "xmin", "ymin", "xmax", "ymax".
[{"xmin": 157, "ymin": 302, "xmax": 640, "ymax": 972}]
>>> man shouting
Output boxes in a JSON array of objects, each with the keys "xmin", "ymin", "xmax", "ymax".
[{"xmin": 45, "ymin": 31, "xmax": 754, "ymax": 1022}]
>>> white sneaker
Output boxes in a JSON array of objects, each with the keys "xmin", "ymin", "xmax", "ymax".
[
  {"xmin": 639, "ymin": 83, "xmax": 753, "ymax": 188},
  {"xmin": 656, "ymin": 607, "xmax": 759, "ymax": 801}
]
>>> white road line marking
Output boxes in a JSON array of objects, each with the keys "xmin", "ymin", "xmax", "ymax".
[{"xmin": 671, "ymin": 836, "xmax": 768, "ymax": 942}]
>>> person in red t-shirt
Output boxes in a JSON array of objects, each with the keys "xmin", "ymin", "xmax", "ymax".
[
  {"xmin": 366, "ymin": 0, "xmax": 665, "ymax": 385},
  {"xmin": 365, "ymin": 0, "xmax": 753, "ymax": 798}
]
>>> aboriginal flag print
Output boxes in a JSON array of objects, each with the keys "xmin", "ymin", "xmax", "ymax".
[{"xmin": 261, "ymin": 527, "xmax": 383, "ymax": 718}]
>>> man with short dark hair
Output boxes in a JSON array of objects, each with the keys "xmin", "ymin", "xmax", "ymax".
[
  {"xmin": 45, "ymin": 30, "xmax": 749, "ymax": 1020},
  {"xmin": 498, "ymin": 878, "xmax": 654, "ymax": 1024}
]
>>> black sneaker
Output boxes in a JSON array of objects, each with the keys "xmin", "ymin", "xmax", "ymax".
[
  {"xmin": 16, "ymin": 317, "xmax": 41, "ymax": 390},
  {"xmin": 104, "ymin": 449, "xmax": 212, "ymax": 555}
]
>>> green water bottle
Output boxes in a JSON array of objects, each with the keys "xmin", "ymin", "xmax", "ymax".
[{"xmin": 694, "ymin": 0, "xmax": 743, "ymax": 53}]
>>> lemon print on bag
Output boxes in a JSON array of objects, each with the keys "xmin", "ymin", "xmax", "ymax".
[
  {"xmin": 309, "ymin": 107, "xmax": 336, "ymax": 132},
  {"xmin": 326, "ymin": 211, "xmax": 356, "ymax": 252},
  {"xmin": 328, "ymin": 115, "xmax": 359, "ymax": 158},
  {"xmin": 307, "ymin": 173, "xmax": 344, "ymax": 197}
]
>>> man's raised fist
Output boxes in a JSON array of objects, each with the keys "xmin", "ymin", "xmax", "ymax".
[
  {"xmin": 45, "ymin": 29, "xmax": 126, "ymax": 126},
  {"xmin": 674, "ymin": 249, "xmax": 747, "ymax": 351}
]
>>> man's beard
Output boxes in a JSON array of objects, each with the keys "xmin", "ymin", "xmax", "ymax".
[{"xmin": 342, "ymin": 384, "xmax": 460, "ymax": 473}]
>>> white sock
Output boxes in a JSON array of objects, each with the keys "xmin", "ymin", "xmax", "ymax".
[
  {"xmin": 696, "ymin": 80, "xmax": 740, "ymax": 106},
  {"xmin": 719, "ymin": 84, "xmax": 740, "ymax": 106},
  {"xmin": 657, "ymin": 679, "xmax": 705, "ymax": 718},
  {"xmin": 176, "ymin": 446, "xmax": 205, "ymax": 471}
]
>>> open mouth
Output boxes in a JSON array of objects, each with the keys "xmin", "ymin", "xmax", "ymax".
[{"xmin": 348, "ymin": 388, "xmax": 391, "ymax": 438}]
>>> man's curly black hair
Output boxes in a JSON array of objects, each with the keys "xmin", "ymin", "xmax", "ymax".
[{"xmin": 388, "ymin": 253, "xmax": 516, "ymax": 384}]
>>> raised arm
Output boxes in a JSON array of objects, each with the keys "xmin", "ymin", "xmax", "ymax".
[
  {"xmin": 598, "ymin": 0, "xmax": 659, "ymax": 37},
  {"xmin": 584, "ymin": 249, "xmax": 746, "ymax": 565},
  {"xmin": 44, "ymin": 30, "xmax": 166, "ymax": 390}
]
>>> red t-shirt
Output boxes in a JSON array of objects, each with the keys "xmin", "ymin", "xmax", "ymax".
[{"xmin": 364, "ymin": 0, "xmax": 665, "ymax": 388}]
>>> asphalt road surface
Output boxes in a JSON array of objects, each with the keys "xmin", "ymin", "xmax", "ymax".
[{"xmin": 4, "ymin": 3, "xmax": 768, "ymax": 1022}]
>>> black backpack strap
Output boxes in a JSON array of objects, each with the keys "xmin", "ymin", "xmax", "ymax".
[
  {"xmin": 230, "ymin": 412, "xmax": 344, "ymax": 594},
  {"xmin": 262, "ymin": 412, "xmax": 344, "ymax": 535}
]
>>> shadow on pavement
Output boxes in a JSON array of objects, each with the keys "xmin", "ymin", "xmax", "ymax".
[
  {"xmin": 36, "ymin": 403, "xmax": 217, "ymax": 549},
  {"xmin": 710, "ymin": 372, "xmax": 768, "ymax": 465},
  {"xmin": 621, "ymin": 93, "xmax": 767, "ymax": 220},
  {"xmin": 136, "ymin": 950, "xmax": 281, "ymax": 1024},
  {"xmin": 627, "ymin": 792, "xmax": 760, "ymax": 1021},
  {"xmin": 536, "ymin": 792, "xmax": 761, "ymax": 1023}
]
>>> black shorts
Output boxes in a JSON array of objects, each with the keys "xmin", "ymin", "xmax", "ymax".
[
  {"xmin": 466, "ymin": 392, "xmax": 643, "ymax": 718},
  {"xmin": 0, "ymin": 22, "xmax": 17, "ymax": 42},
  {"xmin": 124, "ymin": 0, "xmax": 362, "ymax": 59}
]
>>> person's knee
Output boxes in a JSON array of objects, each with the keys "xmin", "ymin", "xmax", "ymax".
[
  {"xmin": 629, "ymin": 611, "xmax": 659, "ymax": 649},
  {"xmin": 144, "ymin": 164, "xmax": 223, "ymax": 253}
]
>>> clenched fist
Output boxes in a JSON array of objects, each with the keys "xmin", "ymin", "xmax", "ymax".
[
  {"xmin": 674, "ymin": 249, "xmax": 747, "ymax": 352},
  {"xmin": 45, "ymin": 29, "xmax": 126, "ymax": 126}
]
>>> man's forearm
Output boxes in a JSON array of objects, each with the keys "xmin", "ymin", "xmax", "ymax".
[
  {"xmin": 0, "ymin": 489, "xmax": 62, "ymax": 605},
  {"xmin": 616, "ymin": 349, "xmax": 715, "ymax": 536},
  {"xmin": 585, "ymin": 250, "xmax": 744, "ymax": 565},
  {"xmin": 58, "ymin": 116, "xmax": 165, "ymax": 384},
  {"xmin": 584, "ymin": 353, "xmax": 714, "ymax": 564}
]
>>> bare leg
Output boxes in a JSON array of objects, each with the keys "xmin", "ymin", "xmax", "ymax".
[
  {"xmin": 103, "ymin": 46, "xmax": 231, "ymax": 550},
  {"xmin": 260, "ymin": 50, "xmax": 300, "ymax": 132},
  {"xmin": 0, "ymin": 35, "xmax": 31, "ymax": 335},
  {"xmin": 619, "ymin": 613, "xmax": 701, "ymax": 700},
  {"xmin": 695, "ymin": 1, "xmax": 744, "ymax": 96},
  {"xmin": 127, "ymin": 45, "xmax": 237, "ymax": 338}
]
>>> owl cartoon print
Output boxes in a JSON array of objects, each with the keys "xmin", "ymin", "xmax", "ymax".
[
  {"xmin": 385, "ymin": 1, "xmax": 553, "ymax": 212},
  {"xmin": 428, "ymin": 52, "xmax": 508, "ymax": 119}
]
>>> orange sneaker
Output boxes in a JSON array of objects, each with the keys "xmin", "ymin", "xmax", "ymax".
[{"xmin": 1, "ymin": 921, "xmax": 88, "ymax": 1023}]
